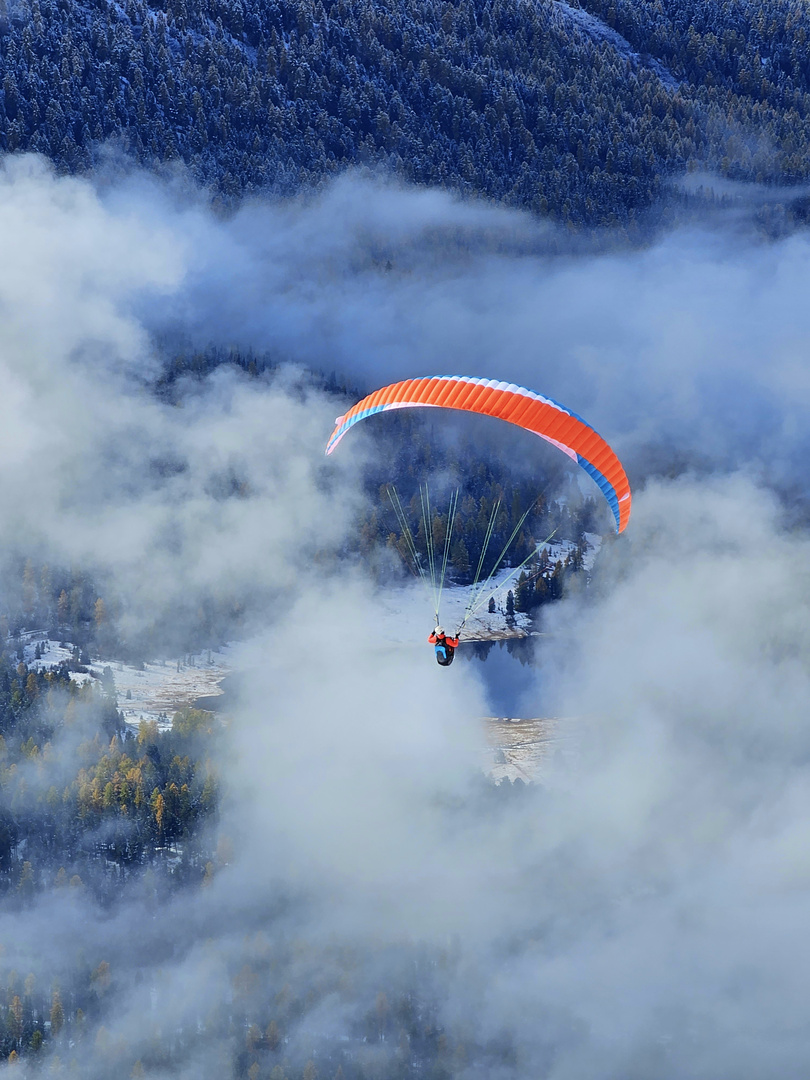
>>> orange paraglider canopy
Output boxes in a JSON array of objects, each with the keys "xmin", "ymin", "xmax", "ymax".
[{"xmin": 326, "ymin": 375, "xmax": 630, "ymax": 533}]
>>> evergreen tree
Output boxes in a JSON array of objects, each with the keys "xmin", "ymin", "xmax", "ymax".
[
  {"xmin": 0, "ymin": 0, "xmax": 805, "ymax": 224},
  {"xmin": 515, "ymin": 571, "xmax": 532, "ymax": 613},
  {"xmin": 450, "ymin": 537, "xmax": 470, "ymax": 577},
  {"xmin": 50, "ymin": 989, "xmax": 64, "ymax": 1036},
  {"xmin": 549, "ymin": 561, "xmax": 565, "ymax": 601}
]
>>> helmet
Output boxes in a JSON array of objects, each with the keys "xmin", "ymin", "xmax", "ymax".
[{"xmin": 435, "ymin": 626, "xmax": 444, "ymax": 636}]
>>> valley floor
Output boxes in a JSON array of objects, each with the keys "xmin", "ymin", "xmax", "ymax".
[{"xmin": 24, "ymin": 636, "xmax": 233, "ymax": 728}]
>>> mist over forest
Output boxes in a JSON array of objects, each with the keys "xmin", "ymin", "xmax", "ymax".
[{"xmin": 2, "ymin": 2, "xmax": 810, "ymax": 1077}]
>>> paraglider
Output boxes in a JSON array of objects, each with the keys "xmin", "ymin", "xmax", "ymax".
[
  {"xmin": 326, "ymin": 375, "xmax": 631, "ymax": 663},
  {"xmin": 429, "ymin": 626, "xmax": 459, "ymax": 666}
]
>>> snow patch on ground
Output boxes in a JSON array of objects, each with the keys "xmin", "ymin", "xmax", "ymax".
[
  {"xmin": 543, "ymin": 535, "xmax": 579, "ymax": 563},
  {"xmin": 22, "ymin": 637, "xmax": 74, "ymax": 668},
  {"xmin": 109, "ymin": 650, "xmax": 234, "ymax": 729},
  {"xmin": 377, "ymin": 533, "xmax": 600, "ymax": 645},
  {"xmin": 552, "ymin": 0, "xmax": 680, "ymax": 89},
  {"xmin": 21, "ymin": 636, "xmax": 233, "ymax": 730},
  {"xmin": 582, "ymin": 531, "xmax": 602, "ymax": 572},
  {"xmin": 377, "ymin": 569, "xmax": 532, "ymax": 646}
]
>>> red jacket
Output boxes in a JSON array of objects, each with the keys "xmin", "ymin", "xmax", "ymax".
[{"xmin": 429, "ymin": 632, "xmax": 459, "ymax": 648}]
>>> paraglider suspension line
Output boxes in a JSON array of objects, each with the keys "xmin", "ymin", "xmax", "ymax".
[
  {"xmin": 387, "ymin": 483, "xmax": 460, "ymax": 626},
  {"xmin": 460, "ymin": 497, "xmax": 538, "ymax": 629},
  {"xmin": 435, "ymin": 487, "xmax": 459, "ymax": 622},
  {"xmin": 458, "ymin": 525, "xmax": 559, "ymax": 632},
  {"xmin": 387, "ymin": 486, "xmax": 433, "ymax": 601}
]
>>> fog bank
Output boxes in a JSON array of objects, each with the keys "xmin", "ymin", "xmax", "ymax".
[{"xmin": 1, "ymin": 155, "xmax": 810, "ymax": 1077}]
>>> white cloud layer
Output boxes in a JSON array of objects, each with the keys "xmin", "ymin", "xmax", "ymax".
[{"xmin": 2, "ymin": 156, "xmax": 810, "ymax": 1077}]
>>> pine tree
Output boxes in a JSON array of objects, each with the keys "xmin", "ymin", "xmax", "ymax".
[
  {"xmin": 9, "ymin": 995, "xmax": 23, "ymax": 1042},
  {"xmin": 50, "ymin": 988, "xmax": 64, "ymax": 1035},
  {"xmin": 265, "ymin": 1019, "xmax": 280, "ymax": 1050},
  {"xmin": 17, "ymin": 861, "xmax": 34, "ymax": 900},
  {"xmin": 515, "ymin": 571, "xmax": 532, "ymax": 612},
  {"xmin": 22, "ymin": 559, "xmax": 37, "ymax": 621},
  {"xmin": 450, "ymin": 537, "xmax": 470, "ymax": 577},
  {"xmin": 431, "ymin": 512, "xmax": 446, "ymax": 550},
  {"xmin": 549, "ymin": 561, "xmax": 564, "ymax": 601},
  {"xmin": 91, "ymin": 961, "xmax": 111, "ymax": 994},
  {"xmin": 533, "ymin": 575, "xmax": 550, "ymax": 607}
]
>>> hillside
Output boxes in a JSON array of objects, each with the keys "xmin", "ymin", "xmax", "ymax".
[{"xmin": 2, "ymin": 0, "xmax": 810, "ymax": 226}]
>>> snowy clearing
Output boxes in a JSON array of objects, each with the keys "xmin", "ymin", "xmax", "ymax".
[
  {"xmin": 377, "ymin": 534, "xmax": 597, "ymax": 644},
  {"xmin": 108, "ymin": 651, "xmax": 233, "ymax": 729},
  {"xmin": 377, "ymin": 572, "xmax": 531, "ymax": 645},
  {"xmin": 23, "ymin": 636, "xmax": 233, "ymax": 730}
]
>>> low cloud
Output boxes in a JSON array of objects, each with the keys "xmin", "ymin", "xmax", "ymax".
[
  {"xmin": 2, "ymin": 155, "xmax": 810, "ymax": 1077},
  {"xmin": 0, "ymin": 156, "xmax": 361, "ymax": 649},
  {"xmin": 116, "ymin": 166, "xmax": 810, "ymax": 496}
]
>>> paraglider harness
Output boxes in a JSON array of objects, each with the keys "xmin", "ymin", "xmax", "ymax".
[
  {"xmin": 429, "ymin": 630, "xmax": 458, "ymax": 667},
  {"xmin": 435, "ymin": 639, "xmax": 454, "ymax": 666}
]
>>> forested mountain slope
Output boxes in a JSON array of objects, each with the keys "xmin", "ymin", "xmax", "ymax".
[{"xmin": 1, "ymin": 0, "xmax": 809, "ymax": 226}]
